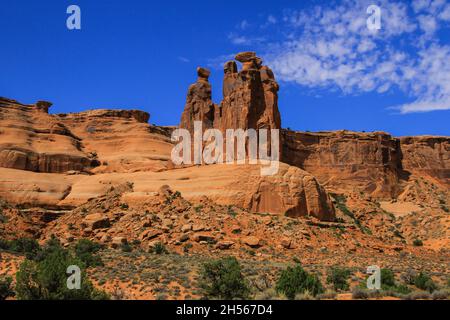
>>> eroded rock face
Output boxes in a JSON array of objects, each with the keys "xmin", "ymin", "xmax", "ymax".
[
  {"xmin": 281, "ymin": 130, "xmax": 403, "ymax": 197},
  {"xmin": 281, "ymin": 130, "xmax": 450, "ymax": 197},
  {"xmin": 400, "ymin": 136, "xmax": 450, "ymax": 184},
  {"xmin": 55, "ymin": 109, "xmax": 173, "ymax": 173},
  {"xmin": 0, "ymin": 163, "xmax": 336, "ymax": 220},
  {"xmin": 179, "ymin": 67, "xmax": 215, "ymax": 133},
  {"xmin": 0, "ymin": 98, "xmax": 99, "ymax": 173},
  {"xmin": 180, "ymin": 52, "xmax": 281, "ymax": 134}
]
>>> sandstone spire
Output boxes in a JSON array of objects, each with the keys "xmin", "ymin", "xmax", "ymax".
[
  {"xmin": 179, "ymin": 52, "xmax": 281, "ymax": 133},
  {"xmin": 179, "ymin": 67, "xmax": 215, "ymax": 133}
]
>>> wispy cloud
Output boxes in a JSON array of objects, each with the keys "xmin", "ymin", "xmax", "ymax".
[
  {"xmin": 177, "ymin": 56, "xmax": 190, "ymax": 63},
  {"xmin": 227, "ymin": 32, "xmax": 265, "ymax": 46},
  {"xmin": 238, "ymin": 19, "xmax": 250, "ymax": 30},
  {"xmin": 226, "ymin": 0, "xmax": 450, "ymax": 114},
  {"xmin": 207, "ymin": 53, "xmax": 235, "ymax": 70}
]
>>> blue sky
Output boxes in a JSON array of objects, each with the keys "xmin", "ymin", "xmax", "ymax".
[{"xmin": 1, "ymin": 0, "xmax": 449, "ymax": 136}]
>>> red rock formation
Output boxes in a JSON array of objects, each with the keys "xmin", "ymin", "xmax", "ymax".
[
  {"xmin": 180, "ymin": 52, "xmax": 281, "ymax": 134},
  {"xmin": 281, "ymin": 130, "xmax": 450, "ymax": 197},
  {"xmin": 179, "ymin": 67, "xmax": 215, "ymax": 133},
  {"xmin": 400, "ymin": 136, "xmax": 450, "ymax": 184},
  {"xmin": 54, "ymin": 109, "xmax": 173, "ymax": 173},
  {"xmin": 281, "ymin": 130, "xmax": 403, "ymax": 197},
  {"xmin": 0, "ymin": 97, "xmax": 99, "ymax": 173}
]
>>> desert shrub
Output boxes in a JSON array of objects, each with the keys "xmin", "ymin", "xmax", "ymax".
[
  {"xmin": 367, "ymin": 289, "xmax": 384, "ymax": 299},
  {"xmin": 276, "ymin": 264, "xmax": 324, "ymax": 299},
  {"xmin": 380, "ymin": 268, "xmax": 396, "ymax": 289},
  {"xmin": 295, "ymin": 290, "xmax": 315, "ymax": 300},
  {"xmin": 151, "ymin": 242, "xmax": 168, "ymax": 255},
  {"xmin": 352, "ymin": 287, "xmax": 369, "ymax": 299},
  {"xmin": 317, "ymin": 290, "xmax": 337, "ymax": 300},
  {"xmin": 199, "ymin": 256, "xmax": 249, "ymax": 300},
  {"xmin": 394, "ymin": 283, "xmax": 412, "ymax": 295},
  {"xmin": 414, "ymin": 272, "xmax": 437, "ymax": 293},
  {"xmin": 412, "ymin": 239, "xmax": 423, "ymax": 247},
  {"xmin": 74, "ymin": 239, "xmax": 103, "ymax": 267},
  {"xmin": 0, "ymin": 213, "xmax": 7, "ymax": 223},
  {"xmin": 326, "ymin": 267, "xmax": 351, "ymax": 291},
  {"xmin": 2, "ymin": 238, "xmax": 41, "ymax": 259},
  {"xmin": 15, "ymin": 238, "xmax": 108, "ymax": 300},
  {"xmin": 401, "ymin": 269, "xmax": 417, "ymax": 285},
  {"xmin": 254, "ymin": 288, "xmax": 285, "ymax": 300},
  {"xmin": 0, "ymin": 276, "xmax": 14, "ymax": 300},
  {"xmin": 120, "ymin": 243, "xmax": 132, "ymax": 253},
  {"xmin": 431, "ymin": 290, "xmax": 449, "ymax": 300},
  {"xmin": 0, "ymin": 238, "xmax": 10, "ymax": 250},
  {"xmin": 403, "ymin": 290, "xmax": 431, "ymax": 300}
]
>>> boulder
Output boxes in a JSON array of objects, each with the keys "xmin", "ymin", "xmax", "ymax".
[
  {"xmin": 216, "ymin": 240, "xmax": 235, "ymax": 250},
  {"xmin": 83, "ymin": 213, "xmax": 110, "ymax": 230},
  {"xmin": 192, "ymin": 233, "xmax": 216, "ymax": 243},
  {"xmin": 112, "ymin": 236, "xmax": 127, "ymax": 248},
  {"xmin": 140, "ymin": 229, "xmax": 162, "ymax": 241},
  {"xmin": 243, "ymin": 236, "xmax": 262, "ymax": 248}
]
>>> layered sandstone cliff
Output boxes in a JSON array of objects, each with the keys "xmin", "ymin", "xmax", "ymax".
[
  {"xmin": 281, "ymin": 130, "xmax": 450, "ymax": 197},
  {"xmin": 281, "ymin": 130, "xmax": 403, "ymax": 197},
  {"xmin": 0, "ymin": 52, "xmax": 448, "ymax": 222},
  {"xmin": 0, "ymin": 97, "xmax": 99, "ymax": 173},
  {"xmin": 54, "ymin": 109, "xmax": 174, "ymax": 173},
  {"xmin": 400, "ymin": 136, "xmax": 449, "ymax": 184},
  {"xmin": 177, "ymin": 52, "xmax": 449, "ymax": 200}
]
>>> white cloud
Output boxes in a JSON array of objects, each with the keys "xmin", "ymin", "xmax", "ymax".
[
  {"xmin": 267, "ymin": 15, "xmax": 277, "ymax": 24},
  {"xmin": 440, "ymin": 4, "xmax": 450, "ymax": 20},
  {"xmin": 177, "ymin": 56, "xmax": 190, "ymax": 63},
  {"xmin": 227, "ymin": 32, "xmax": 265, "ymax": 45},
  {"xmin": 238, "ymin": 20, "xmax": 250, "ymax": 30},
  {"xmin": 418, "ymin": 14, "xmax": 438, "ymax": 34},
  {"xmin": 207, "ymin": 53, "xmax": 235, "ymax": 70},
  {"xmin": 254, "ymin": 0, "xmax": 450, "ymax": 113}
]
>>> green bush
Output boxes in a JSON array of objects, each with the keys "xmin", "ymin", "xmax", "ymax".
[
  {"xmin": 276, "ymin": 264, "xmax": 324, "ymax": 299},
  {"xmin": 0, "ymin": 213, "xmax": 7, "ymax": 223},
  {"xmin": 0, "ymin": 276, "xmax": 14, "ymax": 300},
  {"xmin": 394, "ymin": 283, "xmax": 412, "ymax": 295},
  {"xmin": 199, "ymin": 256, "xmax": 249, "ymax": 300},
  {"xmin": 414, "ymin": 272, "xmax": 437, "ymax": 293},
  {"xmin": 15, "ymin": 238, "xmax": 109, "ymax": 300},
  {"xmin": 120, "ymin": 243, "xmax": 132, "ymax": 253},
  {"xmin": 0, "ymin": 238, "xmax": 41, "ymax": 259},
  {"xmin": 0, "ymin": 238, "xmax": 9, "ymax": 250},
  {"xmin": 381, "ymin": 268, "xmax": 396, "ymax": 289},
  {"xmin": 151, "ymin": 242, "xmax": 168, "ymax": 255},
  {"xmin": 412, "ymin": 239, "xmax": 423, "ymax": 247},
  {"xmin": 326, "ymin": 267, "xmax": 351, "ymax": 291},
  {"xmin": 74, "ymin": 239, "xmax": 103, "ymax": 267}
]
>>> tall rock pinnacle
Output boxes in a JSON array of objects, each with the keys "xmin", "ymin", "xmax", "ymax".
[
  {"xmin": 179, "ymin": 52, "xmax": 281, "ymax": 134},
  {"xmin": 179, "ymin": 67, "xmax": 215, "ymax": 133}
]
